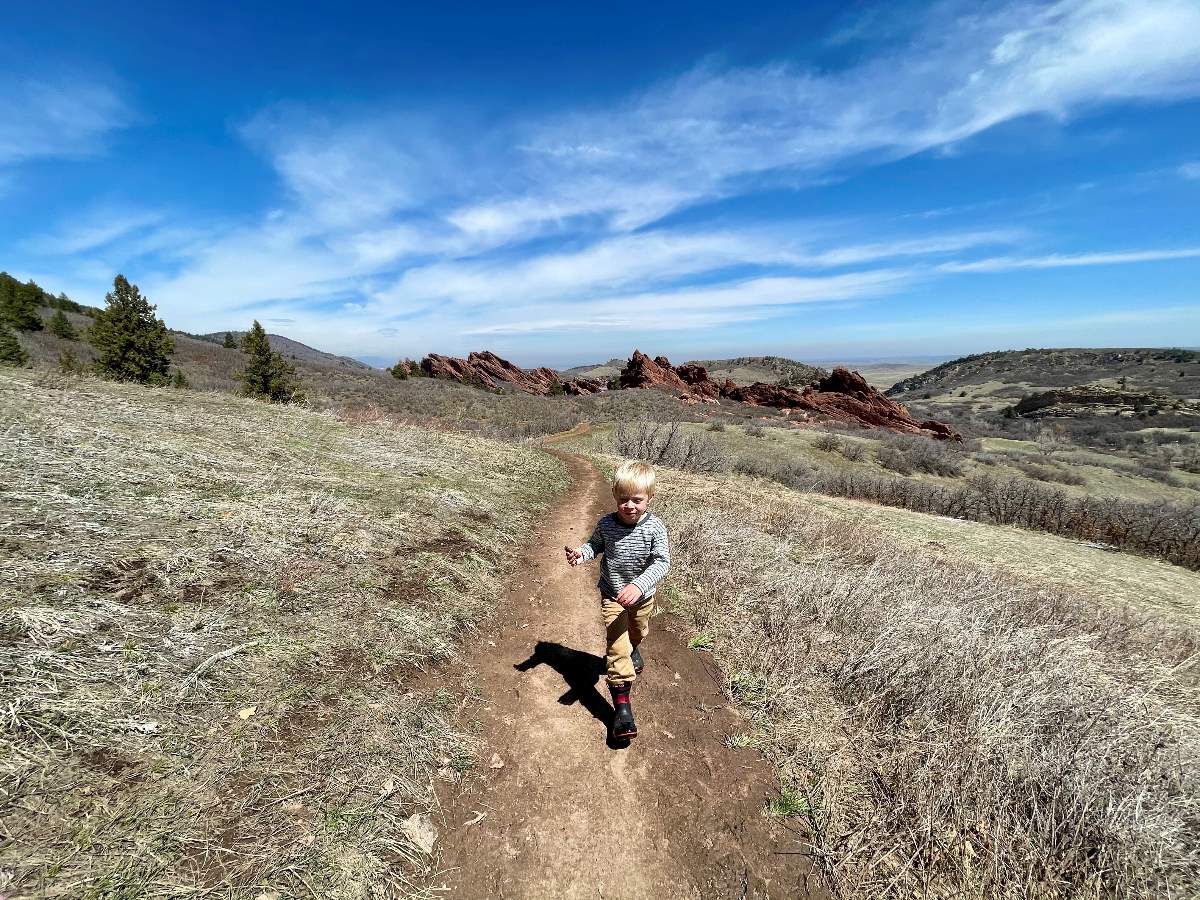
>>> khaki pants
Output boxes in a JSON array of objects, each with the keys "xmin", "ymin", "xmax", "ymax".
[{"xmin": 602, "ymin": 596, "xmax": 654, "ymax": 685}]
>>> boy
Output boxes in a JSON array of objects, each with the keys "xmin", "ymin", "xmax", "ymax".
[{"xmin": 564, "ymin": 460, "xmax": 670, "ymax": 741}]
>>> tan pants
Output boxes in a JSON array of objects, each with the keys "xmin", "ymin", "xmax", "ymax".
[{"xmin": 602, "ymin": 596, "xmax": 654, "ymax": 685}]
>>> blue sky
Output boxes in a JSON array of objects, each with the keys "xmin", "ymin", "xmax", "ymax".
[{"xmin": 3, "ymin": 0, "xmax": 1199, "ymax": 368}]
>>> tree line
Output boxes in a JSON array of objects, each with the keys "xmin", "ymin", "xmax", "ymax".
[{"xmin": 1, "ymin": 272, "xmax": 303, "ymax": 403}]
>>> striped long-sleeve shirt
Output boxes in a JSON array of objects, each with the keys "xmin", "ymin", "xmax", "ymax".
[{"xmin": 575, "ymin": 512, "xmax": 670, "ymax": 600}]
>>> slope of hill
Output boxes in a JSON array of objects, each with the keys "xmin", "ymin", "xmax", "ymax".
[
  {"xmin": 560, "ymin": 357, "xmax": 626, "ymax": 379},
  {"xmin": 887, "ymin": 348, "xmax": 1200, "ymax": 402},
  {"xmin": 200, "ymin": 330, "xmax": 375, "ymax": 371},
  {"xmin": 686, "ymin": 355, "xmax": 827, "ymax": 386},
  {"xmin": 0, "ymin": 367, "xmax": 568, "ymax": 896}
]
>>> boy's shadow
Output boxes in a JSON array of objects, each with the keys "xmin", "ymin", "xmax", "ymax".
[{"xmin": 513, "ymin": 640, "xmax": 629, "ymax": 749}]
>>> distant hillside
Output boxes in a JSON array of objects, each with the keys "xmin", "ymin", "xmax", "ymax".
[
  {"xmin": 200, "ymin": 331, "xmax": 375, "ymax": 372},
  {"xmin": 887, "ymin": 348, "xmax": 1200, "ymax": 402},
  {"xmin": 17, "ymin": 308, "xmax": 396, "ymax": 400},
  {"xmin": 560, "ymin": 358, "xmax": 626, "ymax": 379},
  {"xmin": 684, "ymin": 355, "xmax": 827, "ymax": 386}
]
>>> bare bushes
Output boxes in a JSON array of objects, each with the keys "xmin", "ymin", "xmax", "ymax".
[
  {"xmin": 751, "ymin": 459, "xmax": 1200, "ymax": 571},
  {"xmin": 661, "ymin": 483, "xmax": 1200, "ymax": 898},
  {"xmin": 813, "ymin": 432, "xmax": 842, "ymax": 453},
  {"xmin": 612, "ymin": 421, "xmax": 731, "ymax": 473},
  {"xmin": 875, "ymin": 432, "xmax": 965, "ymax": 476}
]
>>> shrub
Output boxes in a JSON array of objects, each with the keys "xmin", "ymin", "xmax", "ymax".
[
  {"xmin": 707, "ymin": 420, "xmax": 727, "ymax": 432},
  {"xmin": 813, "ymin": 432, "xmax": 842, "ymax": 453},
  {"xmin": 876, "ymin": 433, "xmax": 964, "ymax": 477},
  {"xmin": 612, "ymin": 421, "xmax": 730, "ymax": 474},
  {"xmin": 745, "ymin": 423, "xmax": 767, "ymax": 439},
  {"xmin": 57, "ymin": 349, "xmax": 81, "ymax": 374},
  {"xmin": 838, "ymin": 441, "xmax": 865, "ymax": 462}
]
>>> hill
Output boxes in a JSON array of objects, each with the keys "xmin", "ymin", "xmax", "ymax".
[
  {"xmin": 200, "ymin": 330, "xmax": 375, "ymax": 371},
  {"xmin": 685, "ymin": 355, "xmax": 826, "ymax": 386},
  {"xmin": 560, "ymin": 357, "xmax": 626, "ymax": 380},
  {"xmin": 887, "ymin": 348, "xmax": 1200, "ymax": 405}
]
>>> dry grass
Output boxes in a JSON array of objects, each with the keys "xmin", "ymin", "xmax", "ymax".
[
  {"xmin": 0, "ymin": 368, "xmax": 568, "ymax": 898},
  {"xmin": 637, "ymin": 462, "xmax": 1200, "ymax": 899}
]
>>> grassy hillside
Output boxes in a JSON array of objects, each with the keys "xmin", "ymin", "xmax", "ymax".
[
  {"xmin": 573, "ymin": 451, "xmax": 1200, "ymax": 898},
  {"xmin": 888, "ymin": 347, "xmax": 1200, "ymax": 405},
  {"xmin": 0, "ymin": 368, "xmax": 568, "ymax": 898}
]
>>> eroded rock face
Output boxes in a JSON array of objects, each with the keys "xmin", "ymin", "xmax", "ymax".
[
  {"xmin": 725, "ymin": 366, "xmax": 962, "ymax": 440},
  {"xmin": 562, "ymin": 377, "xmax": 606, "ymax": 396},
  {"xmin": 618, "ymin": 351, "xmax": 720, "ymax": 402},
  {"xmin": 1012, "ymin": 384, "xmax": 1195, "ymax": 418},
  {"xmin": 420, "ymin": 350, "xmax": 603, "ymax": 396}
]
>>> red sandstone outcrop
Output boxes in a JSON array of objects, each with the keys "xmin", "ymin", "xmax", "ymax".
[
  {"xmin": 724, "ymin": 367, "xmax": 961, "ymax": 441},
  {"xmin": 618, "ymin": 351, "xmax": 720, "ymax": 402},
  {"xmin": 420, "ymin": 350, "xmax": 604, "ymax": 396},
  {"xmin": 562, "ymin": 377, "xmax": 606, "ymax": 396}
]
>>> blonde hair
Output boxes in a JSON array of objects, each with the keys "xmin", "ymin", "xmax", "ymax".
[{"xmin": 612, "ymin": 460, "xmax": 656, "ymax": 498}]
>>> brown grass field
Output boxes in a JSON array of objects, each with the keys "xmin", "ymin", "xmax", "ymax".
[
  {"xmin": 631, "ymin": 459, "xmax": 1200, "ymax": 898},
  {"xmin": 0, "ymin": 368, "xmax": 568, "ymax": 898}
]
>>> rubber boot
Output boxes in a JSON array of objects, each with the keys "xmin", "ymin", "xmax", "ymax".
[
  {"xmin": 609, "ymin": 682, "xmax": 637, "ymax": 740},
  {"xmin": 631, "ymin": 644, "xmax": 644, "ymax": 675}
]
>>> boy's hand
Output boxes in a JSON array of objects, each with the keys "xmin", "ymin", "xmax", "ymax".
[
  {"xmin": 564, "ymin": 545, "xmax": 582, "ymax": 567},
  {"xmin": 615, "ymin": 584, "xmax": 643, "ymax": 607}
]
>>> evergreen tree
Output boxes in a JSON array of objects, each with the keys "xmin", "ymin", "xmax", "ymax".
[
  {"xmin": 0, "ymin": 327, "xmax": 27, "ymax": 366},
  {"xmin": 171, "ymin": 368, "xmax": 190, "ymax": 388},
  {"xmin": 48, "ymin": 308, "xmax": 79, "ymax": 340},
  {"xmin": 237, "ymin": 320, "xmax": 305, "ymax": 403},
  {"xmin": 222, "ymin": 331, "xmax": 238, "ymax": 349},
  {"xmin": 88, "ymin": 274, "xmax": 175, "ymax": 384},
  {"xmin": 0, "ymin": 275, "xmax": 43, "ymax": 331}
]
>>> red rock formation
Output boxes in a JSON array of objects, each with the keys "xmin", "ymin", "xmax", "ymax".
[
  {"xmin": 562, "ymin": 377, "xmax": 606, "ymax": 396},
  {"xmin": 419, "ymin": 349, "xmax": 609, "ymax": 396},
  {"xmin": 726, "ymin": 366, "xmax": 961, "ymax": 441},
  {"xmin": 421, "ymin": 351, "xmax": 566, "ymax": 395},
  {"xmin": 618, "ymin": 351, "xmax": 720, "ymax": 402}
]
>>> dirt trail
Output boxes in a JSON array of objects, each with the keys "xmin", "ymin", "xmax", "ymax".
[{"xmin": 434, "ymin": 451, "xmax": 823, "ymax": 899}]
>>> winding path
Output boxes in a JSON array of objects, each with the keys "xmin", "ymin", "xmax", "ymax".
[{"xmin": 434, "ymin": 450, "xmax": 824, "ymax": 899}]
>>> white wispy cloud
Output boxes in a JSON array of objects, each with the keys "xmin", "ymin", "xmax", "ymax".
[
  {"xmin": 0, "ymin": 76, "xmax": 134, "ymax": 166},
  {"xmin": 1180, "ymin": 161, "xmax": 1200, "ymax": 180},
  {"xmin": 19, "ymin": 0, "xmax": 1200, "ymax": 358},
  {"xmin": 465, "ymin": 269, "xmax": 916, "ymax": 335},
  {"xmin": 938, "ymin": 247, "xmax": 1200, "ymax": 272},
  {"xmin": 24, "ymin": 207, "xmax": 166, "ymax": 255}
]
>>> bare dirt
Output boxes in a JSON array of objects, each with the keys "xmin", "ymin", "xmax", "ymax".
[{"xmin": 433, "ymin": 450, "xmax": 825, "ymax": 899}]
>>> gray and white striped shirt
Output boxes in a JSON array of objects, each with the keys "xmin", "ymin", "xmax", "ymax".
[{"xmin": 576, "ymin": 512, "xmax": 670, "ymax": 600}]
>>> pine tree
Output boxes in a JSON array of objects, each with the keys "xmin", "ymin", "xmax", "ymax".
[
  {"xmin": 222, "ymin": 331, "xmax": 237, "ymax": 349},
  {"xmin": 0, "ymin": 276, "xmax": 43, "ymax": 331},
  {"xmin": 171, "ymin": 368, "xmax": 190, "ymax": 388},
  {"xmin": 0, "ymin": 327, "xmax": 27, "ymax": 366},
  {"xmin": 49, "ymin": 308, "xmax": 79, "ymax": 340},
  {"xmin": 237, "ymin": 320, "xmax": 305, "ymax": 403},
  {"xmin": 88, "ymin": 274, "xmax": 175, "ymax": 384}
]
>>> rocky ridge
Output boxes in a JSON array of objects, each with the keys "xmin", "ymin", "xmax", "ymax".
[
  {"xmin": 1012, "ymin": 384, "xmax": 1199, "ymax": 419},
  {"xmin": 725, "ymin": 368, "xmax": 960, "ymax": 440},
  {"xmin": 416, "ymin": 348, "xmax": 959, "ymax": 438}
]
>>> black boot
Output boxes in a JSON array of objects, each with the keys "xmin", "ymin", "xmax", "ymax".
[
  {"xmin": 631, "ymin": 644, "xmax": 644, "ymax": 675},
  {"xmin": 609, "ymin": 682, "xmax": 637, "ymax": 740}
]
